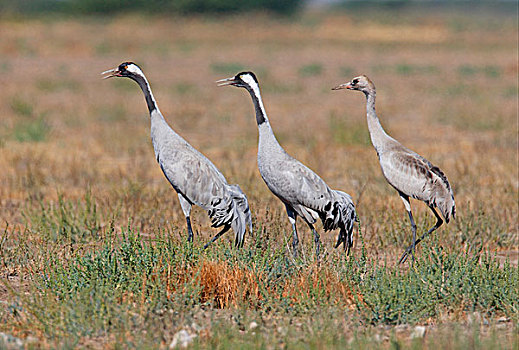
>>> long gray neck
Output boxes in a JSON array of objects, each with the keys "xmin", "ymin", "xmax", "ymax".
[
  {"xmin": 130, "ymin": 74, "xmax": 159, "ymax": 114},
  {"xmin": 364, "ymin": 90, "xmax": 390, "ymax": 153}
]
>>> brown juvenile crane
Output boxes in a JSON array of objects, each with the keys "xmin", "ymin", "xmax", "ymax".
[{"xmin": 332, "ymin": 75, "xmax": 455, "ymax": 264}]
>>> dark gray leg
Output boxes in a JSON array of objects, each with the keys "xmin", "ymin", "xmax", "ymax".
[
  {"xmin": 306, "ymin": 222, "xmax": 321, "ymax": 258},
  {"xmin": 178, "ymin": 193, "xmax": 194, "ymax": 243},
  {"xmin": 186, "ymin": 217, "xmax": 194, "ymax": 243},
  {"xmin": 398, "ymin": 194, "xmax": 417, "ymax": 264},
  {"xmin": 399, "ymin": 205, "xmax": 443, "ymax": 264},
  {"xmin": 203, "ymin": 224, "xmax": 231, "ymax": 250},
  {"xmin": 285, "ymin": 205, "xmax": 299, "ymax": 257}
]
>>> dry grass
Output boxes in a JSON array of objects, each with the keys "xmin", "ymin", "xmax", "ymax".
[{"xmin": 0, "ymin": 7, "xmax": 517, "ymax": 348}]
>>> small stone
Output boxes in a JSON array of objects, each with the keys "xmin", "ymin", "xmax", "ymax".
[
  {"xmin": 249, "ymin": 321, "xmax": 258, "ymax": 330},
  {"xmin": 169, "ymin": 330, "xmax": 197, "ymax": 349},
  {"xmin": 410, "ymin": 326, "xmax": 426, "ymax": 339},
  {"xmin": 497, "ymin": 317, "xmax": 510, "ymax": 323}
]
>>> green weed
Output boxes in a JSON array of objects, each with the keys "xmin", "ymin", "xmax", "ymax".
[
  {"xmin": 10, "ymin": 97, "xmax": 34, "ymax": 117},
  {"xmin": 22, "ymin": 192, "xmax": 101, "ymax": 244},
  {"xmin": 457, "ymin": 65, "xmax": 502, "ymax": 78},
  {"xmin": 298, "ymin": 63, "xmax": 323, "ymax": 77},
  {"xmin": 13, "ymin": 117, "xmax": 50, "ymax": 142},
  {"xmin": 329, "ymin": 113, "xmax": 370, "ymax": 146},
  {"xmin": 36, "ymin": 78, "xmax": 80, "ymax": 92},
  {"xmin": 210, "ymin": 62, "xmax": 245, "ymax": 75},
  {"xmin": 395, "ymin": 64, "xmax": 439, "ymax": 76}
]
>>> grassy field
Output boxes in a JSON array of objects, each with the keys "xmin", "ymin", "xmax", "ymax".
[{"xmin": 0, "ymin": 7, "xmax": 517, "ymax": 349}]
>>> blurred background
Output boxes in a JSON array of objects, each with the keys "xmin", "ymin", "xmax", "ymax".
[{"xmin": 0, "ymin": 0, "xmax": 517, "ymax": 253}]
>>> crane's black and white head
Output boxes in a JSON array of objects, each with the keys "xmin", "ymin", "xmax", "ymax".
[
  {"xmin": 102, "ymin": 62, "xmax": 146, "ymax": 80},
  {"xmin": 217, "ymin": 71, "xmax": 269, "ymax": 124},
  {"xmin": 216, "ymin": 71, "xmax": 260, "ymax": 91},
  {"xmin": 332, "ymin": 75, "xmax": 375, "ymax": 95}
]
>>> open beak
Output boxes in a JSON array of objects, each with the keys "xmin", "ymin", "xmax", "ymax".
[
  {"xmin": 216, "ymin": 77, "xmax": 237, "ymax": 87},
  {"xmin": 331, "ymin": 82, "xmax": 352, "ymax": 91},
  {"xmin": 101, "ymin": 68, "xmax": 121, "ymax": 79}
]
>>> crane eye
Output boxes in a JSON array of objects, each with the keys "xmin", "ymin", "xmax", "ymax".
[
  {"xmin": 124, "ymin": 65, "xmax": 128, "ymax": 70},
  {"xmin": 352, "ymin": 79, "xmax": 359, "ymax": 85}
]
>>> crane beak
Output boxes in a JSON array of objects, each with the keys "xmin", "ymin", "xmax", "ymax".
[
  {"xmin": 331, "ymin": 82, "xmax": 352, "ymax": 91},
  {"xmin": 101, "ymin": 68, "xmax": 121, "ymax": 79},
  {"xmin": 216, "ymin": 77, "xmax": 237, "ymax": 87}
]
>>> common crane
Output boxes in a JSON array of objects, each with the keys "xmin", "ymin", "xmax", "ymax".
[
  {"xmin": 102, "ymin": 62, "xmax": 252, "ymax": 248},
  {"xmin": 217, "ymin": 72, "xmax": 357, "ymax": 257},
  {"xmin": 333, "ymin": 75, "xmax": 455, "ymax": 264}
]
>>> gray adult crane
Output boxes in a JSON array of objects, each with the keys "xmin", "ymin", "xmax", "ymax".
[
  {"xmin": 102, "ymin": 62, "xmax": 252, "ymax": 248},
  {"xmin": 332, "ymin": 75, "xmax": 455, "ymax": 264},
  {"xmin": 217, "ymin": 72, "xmax": 357, "ymax": 257}
]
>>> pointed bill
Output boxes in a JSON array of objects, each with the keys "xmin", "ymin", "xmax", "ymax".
[
  {"xmin": 216, "ymin": 77, "xmax": 236, "ymax": 87},
  {"xmin": 101, "ymin": 68, "xmax": 119, "ymax": 79},
  {"xmin": 331, "ymin": 83, "xmax": 351, "ymax": 91}
]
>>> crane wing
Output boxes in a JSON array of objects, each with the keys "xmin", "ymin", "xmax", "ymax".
[
  {"xmin": 157, "ymin": 144, "xmax": 230, "ymax": 213},
  {"xmin": 380, "ymin": 151, "xmax": 433, "ymax": 199},
  {"xmin": 260, "ymin": 157, "xmax": 333, "ymax": 218},
  {"xmin": 380, "ymin": 150, "xmax": 455, "ymax": 221}
]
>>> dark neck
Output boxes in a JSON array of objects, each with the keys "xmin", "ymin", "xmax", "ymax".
[
  {"xmin": 131, "ymin": 74, "xmax": 157, "ymax": 114},
  {"xmin": 245, "ymin": 86, "xmax": 267, "ymax": 125}
]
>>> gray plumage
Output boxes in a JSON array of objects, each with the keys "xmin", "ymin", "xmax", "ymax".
[
  {"xmin": 102, "ymin": 62, "xmax": 251, "ymax": 248},
  {"xmin": 333, "ymin": 75, "xmax": 455, "ymax": 263},
  {"xmin": 218, "ymin": 72, "xmax": 357, "ymax": 256}
]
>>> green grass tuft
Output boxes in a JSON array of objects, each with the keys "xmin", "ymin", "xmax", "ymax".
[
  {"xmin": 210, "ymin": 62, "xmax": 246, "ymax": 75},
  {"xmin": 13, "ymin": 117, "xmax": 50, "ymax": 142},
  {"xmin": 298, "ymin": 63, "xmax": 323, "ymax": 77}
]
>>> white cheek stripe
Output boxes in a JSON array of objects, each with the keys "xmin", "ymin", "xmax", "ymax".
[
  {"xmin": 126, "ymin": 64, "xmax": 143, "ymax": 75},
  {"xmin": 241, "ymin": 74, "xmax": 268, "ymax": 119},
  {"xmin": 127, "ymin": 64, "xmax": 158, "ymax": 109}
]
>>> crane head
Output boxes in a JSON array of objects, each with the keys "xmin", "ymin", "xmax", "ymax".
[
  {"xmin": 216, "ymin": 71, "xmax": 259, "ymax": 89},
  {"xmin": 332, "ymin": 75, "xmax": 375, "ymax": 94},
  {"xmin": 102, "ymin": 62, "xmax": 143, "ymax": 79}
]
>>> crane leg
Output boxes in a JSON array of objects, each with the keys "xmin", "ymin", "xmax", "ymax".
[
  {"xmin": 398, "ymin": 194, "xmax": 417, "ymax": 264},
  {"xmin": 285, "ymin": 206, "xmax": 299, "ymax": 257},
  {"xmin": 186, "ymin": 217, "xmax": 194, "ymax": 243},
  {"xmin": 178, "ymin": 193, "xmax": 194, "ymax": 243},
  {"xmin": 306, "ymin": 222, "xmax": 321, "ymax": 258},
  {"xmin": 203, "ymin": 224, "xmax": 231, "ymax": 250},
  {"xmin": 399, "ymin": 206, "xmax": 443, "ymax": 264}
]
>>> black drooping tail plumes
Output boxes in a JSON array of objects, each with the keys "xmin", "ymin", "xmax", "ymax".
[
  {"xmin": 207, "ymin": 184, "xmax": 252, "ymax": 248},
  {"xmin": 319, "ymin": 190, "xmax": 357, "ymax": 254},
  {"xmin": 228, "ymin": 184, "xmax": 252, "ymax": 248}
]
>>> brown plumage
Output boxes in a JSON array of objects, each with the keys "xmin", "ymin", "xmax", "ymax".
[{"xmin": 333, "ymin": 75, "xmax": 455, "ymax": 264}]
